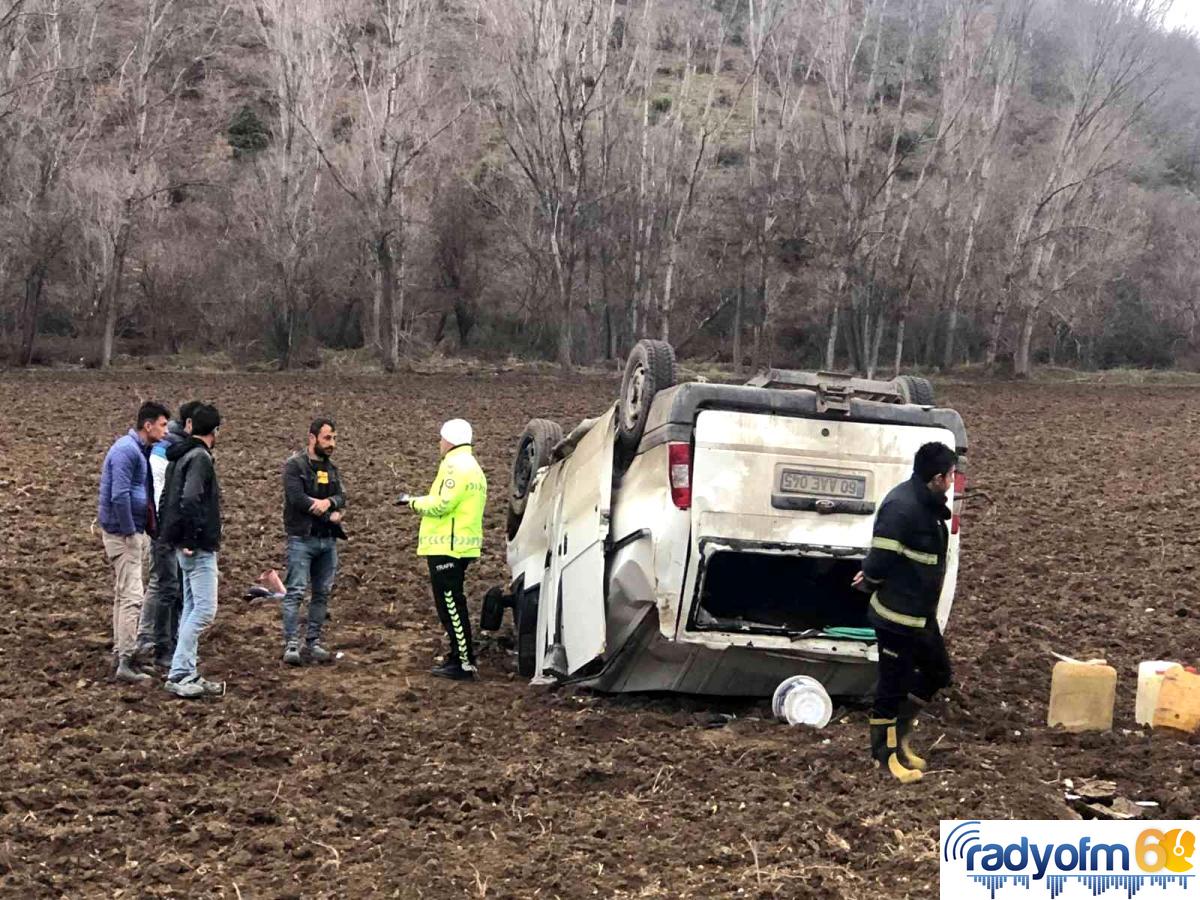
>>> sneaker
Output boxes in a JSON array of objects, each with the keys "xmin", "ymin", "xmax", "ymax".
[
  {"xmin": 164, "ymin": 677, "xmax": 205, "ymax": 699},
  {"xmin": 307, "ymin": 643, "xmax": 333, "ymax": 664},
  {"xmin": 282, "ymin": 642, "xmax": 303, "ymax": 666},
  {"xmin": 193, "ymin": 675, "xmax": 226, "ymax": 696},
  {"xmin": 431, "ymin": 660, "xmax": 476, "ymax": 681}
]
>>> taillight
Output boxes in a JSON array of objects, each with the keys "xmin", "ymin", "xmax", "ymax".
[
  {"xmin": 668, "ymin": 442, "xmax": 692, "ymax": 510},
  {"xmin": 951, "ymin": 471, "xmax": 966, "ymax": 534}
]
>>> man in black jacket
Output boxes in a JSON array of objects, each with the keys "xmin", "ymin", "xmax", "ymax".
[
  {"xmin": 158, "ymin": 404, "xmax": 224, "ymax": 699},
  {"xmin": 854, "ymin": 441, "xmax": 957, "ymax": 784},
  {"xmin": 280, "ymin": 417, "xmax": 347, "ymax": 666},
  {"xmin": 134, "ymin": 399, "xmax": 202, "ymax": 670}
]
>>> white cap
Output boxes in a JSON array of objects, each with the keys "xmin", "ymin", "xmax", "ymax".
[{"xmin": 440, "ymin": 418, "xmax": 473, "ymax": 447}]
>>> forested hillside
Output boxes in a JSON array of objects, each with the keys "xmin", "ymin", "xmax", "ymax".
[{"xmin": 1, "ymin": 0, "xmax": 1197, "ymax": 373}]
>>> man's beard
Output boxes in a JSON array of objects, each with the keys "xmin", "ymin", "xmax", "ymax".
[{"xmin": 315, "ymin": 446, "xmax": 331, "ymax": 459}]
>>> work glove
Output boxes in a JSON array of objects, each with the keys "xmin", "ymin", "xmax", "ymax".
[
  {"xmin": 394, "ymin": 492, "xmax": 414, "ymax": 507},
  {"xmin": 851, "ymin": 571, "xmax": 879, "ymax": 594}
]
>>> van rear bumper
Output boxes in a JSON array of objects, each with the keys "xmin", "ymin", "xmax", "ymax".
[{"xmin": 579, "ymin": 608, "xmax": 878, "ymax": 697}]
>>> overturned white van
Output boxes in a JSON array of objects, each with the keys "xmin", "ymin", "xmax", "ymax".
[{"xmin": 480, "ymin": 340, "xmax": 969, "ymax": 697}]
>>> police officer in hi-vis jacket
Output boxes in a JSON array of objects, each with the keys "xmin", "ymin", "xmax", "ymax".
[{"xmin": 398, "ymin": 419, "xmax": 487, "ymax": 681}]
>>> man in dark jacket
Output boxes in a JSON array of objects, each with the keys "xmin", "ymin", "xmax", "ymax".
[
  {"xmin": 854, "ymin": 441, "xmax": 957, "ymax": 784},
  {"xmin": 280, "ymin": 417, "xmax": 347, "ymax": 666},
  {"xmin": 134, "ymin": 400, "xmax": 201, "ymax": 669},
  {"xmin": 98, "ymin": 401, "xmax": 170, "ymax": 684},
  {"xmin": 158, "ymin": 403, "xmax": 224, "ymax": 699}
]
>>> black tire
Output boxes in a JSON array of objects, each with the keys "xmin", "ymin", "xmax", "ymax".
[
  {"xmin": 480, "ymin": 585, "xmax": 506, "ymax": 632},
  {"xmin": 516, "ymin": 587, "xmax": 539, "ymax": 678},
  {"xmin": 895, "ymin": 375, "xmax": 935, "ymax": 406},
  {"xmin": 617, "ymin": 339, "xmax": 677, "ymax": 460},
  {"xmin": 507, "ymin": 419, "xmax": 563, "ymax": 540}
]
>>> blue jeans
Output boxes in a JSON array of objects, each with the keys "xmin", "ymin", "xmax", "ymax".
[
  {"xmin": 169, "ymin": 550, "xmax": 219, "ymax": 681},
  {"xmin": 282, "ymin": 536, "xmax": 337, "ymax": 645}
]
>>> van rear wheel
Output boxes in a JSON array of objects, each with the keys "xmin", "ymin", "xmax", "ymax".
[
  {"xmin": 895, "ymin": 375, "xmax": 935, "ymax": 406},
  {"xmin": 617, "ymin": 339, "xmax": 677, "ymax": 461},
  {"xmin": 507, "ymin": 419, "xmax": 563, "ymax": 539}
]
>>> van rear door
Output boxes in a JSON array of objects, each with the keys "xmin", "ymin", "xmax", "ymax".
[
  {"xmin": 544, "ymin": 405, "xmax": 617, "ymax": 675},
  {"xmin": 681, "ymin": 409, "xmax": 959, "ymax": 636}
]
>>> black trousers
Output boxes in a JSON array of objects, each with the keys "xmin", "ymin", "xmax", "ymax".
[
  {"xmin": 427, "ymin": 556, "xmax": 475, "ymax": 668},
  {"xmin": 871, "ymin": 621, "xmax": 953, "ymax": 719},
  {"xmin": 140, "ymin": 537, "xmax": 183, "ymax": 656}
]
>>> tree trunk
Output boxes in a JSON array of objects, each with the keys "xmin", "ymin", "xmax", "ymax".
[
  {"xmin": 99, "ymin": 220, "xmax": 132, "ymax": 369},
  {"xmin": 825, "ymin": 300, "xmax": 840, "ymax": 371},
  {"xmin": 454, "ymin": 298, "xmax": 476, "ymax": 347},
  {"xmin": 893, "ymin": 309, "xmax": 907, "ymax": 377},
  {"xmin": 1015, "ymin": 303, "xmax": 1037, "ymax": 378},
  {"xmin": 660, "ymin": 236, "xmax": 679, "ymax": 344},
  {"xmin": 376, "ymin": 232, "xmax": 395, "ymax": 367},
  {"xmin": 370, "ymin": 268, "xmax": 383, "ymax": 355},
  {"xmin": 604, "ymin": 302, "xmax": 616, "ymax": 362},
  {"xmin": 942, "ymin": 304, "xmax": 959, "ymax": 372},
  {"xmin": 755, "ymin": 244, "xmax": 769, "ymax": 370},
  {"xmin": 387, "ymin": 230, "xmax": 406, "ymax": 372},
  {"xmin": 733, "ymin": 254, "xmax": 745, "ymax": 374},
  {"xmin": 866, "ymin": 310, "xmax": 885, "ymax": 379},
  {"xmin": 19, "ymin": 262, "xmax": 47, "ymax": 367},
  {"xmin": 985, "ymin": 292, "xmax": 1007, "ymax": 368},
  {"xmin": 280, "ymin": 285, "xmax": 297, "ymax": 370}
]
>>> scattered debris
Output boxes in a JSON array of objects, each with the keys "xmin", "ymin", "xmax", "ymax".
[{"xmin": 1064, "ymin": 779, "xmax": 1145, "ymax": 820}]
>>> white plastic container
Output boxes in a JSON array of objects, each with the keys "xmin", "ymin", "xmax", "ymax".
[
  {"xmin": 1137, "ymin": 661, "xmax": 1183, "ymax": 726},
  {"xmin": 772, "ymin": 675, "xmax": 833, "ymax": 728}
]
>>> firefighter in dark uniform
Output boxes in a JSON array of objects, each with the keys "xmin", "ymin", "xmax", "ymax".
[{"xmin": 854, "ymin": 442, "xmax": 957, "ymax": 784}]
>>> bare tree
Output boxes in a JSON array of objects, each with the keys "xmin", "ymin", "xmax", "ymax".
[
  {"xmin": 1, "ymin": 0, "xmax": 99, "ymax": 365},
  {"xmin": 987, "ymin": 0, "xmax": 1167, "ymax": 376},
  {"xmin": 78, "ymin": 0, "xmax": 227, "ymax": 368},
  {"xmin": 484, "ymin": 0, "xmax": 630, "ymax": 369},
  {"xmin": 940, "ymin": 0, "xmax": 1030, "ymax": 370},
  {"xmin": 308, "ymin": 0, "xmax": 466, "ymax": 371},
  {"xmin": 243, "ymin": 0, "xmax": 337, "ymax": 368}
]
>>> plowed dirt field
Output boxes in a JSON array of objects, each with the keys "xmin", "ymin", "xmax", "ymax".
[{"xmin": 0, "ymin": 372, "xmax": 1197, "ymax": 898}]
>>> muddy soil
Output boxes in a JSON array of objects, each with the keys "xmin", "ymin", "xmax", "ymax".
[{"xmin": 0, "ymin": 372, "xmax": 1197, "ymax": 898}]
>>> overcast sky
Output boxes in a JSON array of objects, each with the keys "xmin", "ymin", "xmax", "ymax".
[{"xmin": 1166, "ymin": 0, "xmax": 1200, "ymax": 33}]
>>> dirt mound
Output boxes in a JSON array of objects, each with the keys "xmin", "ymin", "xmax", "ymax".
[{"xmin": 0, "ymin": 373, "xmax": 1196, "ymax": 897}]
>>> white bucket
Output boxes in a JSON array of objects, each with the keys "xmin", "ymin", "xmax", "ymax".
[{"xmin": 772, "ymin": 675, "xmax": 833, "ymax": 728}]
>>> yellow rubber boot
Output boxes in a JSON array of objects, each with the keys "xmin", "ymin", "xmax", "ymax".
[
  {"xmin": 896, "ymin": 697, "xmax": 929, "ymax": 772},
  {"xmin": 898, "ymin": 722, "xmax": 927, "ymax": 772},
  {"xmin": 870, "ymin": 719, "xmax": 924, "ymax": 784}
]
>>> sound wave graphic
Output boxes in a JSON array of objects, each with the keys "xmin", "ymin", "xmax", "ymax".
[
  {"xmin": 969, "ymin": 873, "xmax": 1193, "ymax": 899},
  {"xmin": 945, "ymin": 821, "xmax": 982, "ymax": 862}
]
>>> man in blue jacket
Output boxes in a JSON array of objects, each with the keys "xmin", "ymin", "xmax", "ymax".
[{"xmin": 98, "ymin": 401, "xmax": 170, "ymax": 684}]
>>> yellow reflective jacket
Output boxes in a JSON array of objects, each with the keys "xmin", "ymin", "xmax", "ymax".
[{"xmin": 411, "ymin": 445, "xmax": 487, "ymax": 558}]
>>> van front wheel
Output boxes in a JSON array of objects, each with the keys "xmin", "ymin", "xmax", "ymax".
[
  {"xmin": 507, "ymin": 419, "xmax": 563, "ymax": 539},
  {"xmin": 516, "ymin": 587, "xmax": 540, "ymax": 678}
]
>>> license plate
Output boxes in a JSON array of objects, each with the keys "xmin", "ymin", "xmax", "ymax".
[{"xmin": 778, "ymin": 468, "xmax": 866, "ymax": 500}]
